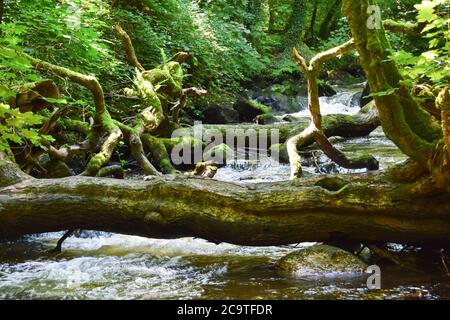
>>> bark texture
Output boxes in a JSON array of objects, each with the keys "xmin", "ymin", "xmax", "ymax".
[{"xmin": 0, "ymin": 162, "xmax": 449, "ymax": 246}]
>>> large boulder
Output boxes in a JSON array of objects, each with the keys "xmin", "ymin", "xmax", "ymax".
[
  {"xmin": 255, "ymin": 93, "xmax": 309, "ymax": 114},
  {"xmin": 233, "ymin": 98, "xmax": 272, "ymax": 122},
  {"xmin": 326, "ymin": 70, "xmax": 364, "ymax": 86},
  {"xmin": 203, "ymin": 104, "xmax": 239, "ymax": 124},
  {"xmin": 277, "ymin": 245, "xmax": 368, "ymax": 278}
]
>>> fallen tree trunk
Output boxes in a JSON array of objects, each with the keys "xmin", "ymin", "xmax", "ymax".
[
  {"xmin": 0, "ymin": 163, "xmax": 449, "ymax": 246},
  {"xmin": 177, "ymin": 101, "xmax": 380, "ymax": 147}
]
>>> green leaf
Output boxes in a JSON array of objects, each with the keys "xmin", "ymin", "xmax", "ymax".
[
  {"xmin": 390, "ymin": 51, "xmax": 419, "ymax": 65},
  {"xmin": 415, "ymin": 0, "xmax": 443, "ymax": 22},
  {"xmin": 3, "ymin": 133, "xmax": 23, "ymax": 144},
  {"xmin": 0, "ymin": 85, "xmax": 15, "ymax": 99},
  {"xmin": 0, "ymin": 47, "xmax": 17, "ymax": 59},
  {"xmin": 421, "ymin": 50, "xmax": 439, "ymax": 60}
]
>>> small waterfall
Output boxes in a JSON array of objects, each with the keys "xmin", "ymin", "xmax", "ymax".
[{"xmin": 290, "ymin": 91, "xmax": 361, "ymax": 118}]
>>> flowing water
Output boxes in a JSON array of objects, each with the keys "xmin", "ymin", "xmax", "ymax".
[{"xmin": 0, "ymin": 86, "xmax": 448, "ymax": 300}]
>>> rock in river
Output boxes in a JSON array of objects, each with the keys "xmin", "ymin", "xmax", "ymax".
[{"xmin": 277, "ymin": 245, "xmax": 368, "ymax": 278}]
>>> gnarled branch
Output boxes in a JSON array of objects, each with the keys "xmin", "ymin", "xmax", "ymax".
[
  {"xmin": 383, "ymin": 19, "xmax": 426, "ymax": 36},
  {"xmin": 289, "ymin": 42, "xmax": 378, "ymax": 179},
  {"xmin": 114, "ymin": 24, "xmax": 145, "ymax": 72},
  {"xmin": 7, "ymin": 47, "xmax": 123, "ymax": 176}
]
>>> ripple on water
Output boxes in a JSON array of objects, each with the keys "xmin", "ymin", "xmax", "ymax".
[
  {"xmin": 0, "ymin": 233, "xmax": 447, "ymax": 299},
  {"xmin": 0, "ymin": 233, "xmax": 314, "ymax": 300}
]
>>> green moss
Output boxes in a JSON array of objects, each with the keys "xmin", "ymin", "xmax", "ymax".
[
  {"xmin": 142, "ymin": 62, "xmax": 183, "ymax": 100},
  {"xmin": 159, "ymin": 158, "xmax": 176, "ymax": 174},
  {"xmin": 247, "ymin": 99, "xmax": 271, "ymax": 115},
  {"xmin": 315, "ymin": 177, "xmax": 349, "ymax": 192},
  {"xmin": 277, "ymin": 245, "xmax": 367, "ymax": 275}
]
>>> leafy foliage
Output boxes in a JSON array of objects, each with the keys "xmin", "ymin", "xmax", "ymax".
[
  {"xmin": 1, "ymin": 0, "xmax": 131, "ymax": 117},
  {"xmin": 0, "ymin": 103, "xmax": 55, "ymax": 152},
  {"xmin": 115, "ymin": 0, "xmax": 268, "ymax": 102},
  {"xmin": 390, "ymin": 0, "xmax": 450, "ymax": 89}
]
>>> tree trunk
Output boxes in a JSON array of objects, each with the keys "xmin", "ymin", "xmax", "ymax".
[
  {"xmin": 342, "ymin": 0, "xmax": 441, "ymax": 169},
  {"xmin": 318, "ymin": 0, "xmax": 342, "ymax": 39},
  {"xmin": 0, "ymin": 0, "xmax": 4, "ymax": 24},
  {"xmin": 0, "ymin": 163, "xmax": 449, "ymax": 245},
  {"xmin": 306, "ymin": 0, "xmax": 319, "ymax": 42},
  {"xmin": 284, "ymin": 0, "xmax": 308, "ymax": 47}
]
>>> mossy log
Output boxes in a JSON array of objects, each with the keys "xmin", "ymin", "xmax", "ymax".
[
  {"xmin": 176, "ymin": 101, "xmax": 380, "ymax": 148},
  {"xmin": 0, "ymin": 159, "xmax": 449, "ymax": 245}
]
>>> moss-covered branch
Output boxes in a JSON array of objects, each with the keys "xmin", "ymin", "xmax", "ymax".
[
  {"xmin": 114, "ymin": 24, "xmax": 145, "ymax": 72},
  {"xmin": 8, "ymin": 47, "xmax": 123, "ymax": 176},
  {"xmin": 309, "ymin": 39, "xmax": 355, "ymax": 70},
  {"xmin": 383, "ymin": 19, "xmax": 425, "ymax": 36}
]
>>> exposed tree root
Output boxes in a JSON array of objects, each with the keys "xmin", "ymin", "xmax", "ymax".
[
  {"xmin": 80, "ymin": 127, "xmax": 122, "ymax": 176},
  {"xmin": 141, "ymin": 134, "xmax": 177, "ymax": 174},
  {"xmin": 0, "ymin": 36, "xmax": 205, "ymax": 178},
  {"xmin": 113, "ymin": 25, "xmax": 206, "ymax": 175},
  {"xmin": 10, "ymin": 48, "xmax": 123, "ymax": 177}
]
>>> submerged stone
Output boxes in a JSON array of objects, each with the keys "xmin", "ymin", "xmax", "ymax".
[{"xmin": 277, "ymin": 245, "xmax": 368, "ymax": 278}]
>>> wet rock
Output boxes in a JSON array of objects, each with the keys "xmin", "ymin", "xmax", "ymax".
[
  {"xmin": 277, "ymin": 244, "xmax": 368, "ymax": 277},
  {"xmin": 36, "ymin": 154, "xmax": 73, "ymax": 178},
  {"xmin": 255, "ymin": 93, "xmax": 308, "ymax": 114},
  {"xmin": 254, "ymin": 113, "xmax": 278, "ymax": 124},
  {"xmin": 359, "ymin": 82, "xmax": 373, "ymax": 107},
  {"xmin": 233, "ymin": 98, "xmax": 271, "ymax": 122},
  {"xmin": 281, "ymin": 114, "xmax": 298, "ymax": 122},
  {"xmin": 270, "ymin": 80, "xmax": 307, "ymax": 96},
  {"xmin": 318, "ymin": 82, "xmax": 337, "ymax": 97},
  {"xmin": 203, "ymin": 104, "xmax": 239, "ymax": 124},
  {"xmin": 327, "ymin": 70, "xmax": 363, "ymax": 86}
]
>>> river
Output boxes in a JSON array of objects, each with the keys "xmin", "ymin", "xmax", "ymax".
[{"xmin": 0, "ymin": 87, "xmax": 448, "ymax": 300}]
